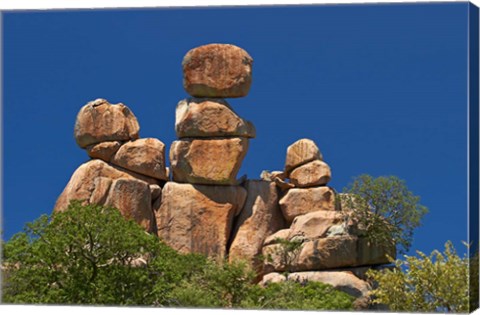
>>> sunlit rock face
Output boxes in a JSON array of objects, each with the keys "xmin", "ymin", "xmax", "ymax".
[{"xmin": 182, "ymin": 44, "xmax": 253, "ymax": 98}]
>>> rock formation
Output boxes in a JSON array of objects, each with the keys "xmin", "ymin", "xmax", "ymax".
[
  {"xmin": 54, "ymin": 43, "xmax": 396, "ymax": 309},
  {"xmin": 182, "ymin": 44, "xmax": 253, "ymax": 98},
  {"xmin": 228, "ymin": 180, "xmax": 285, "ymax": 272},
  {"xmin": 156, "ymin": 182, "xmax": 247, "ymax": 258}
]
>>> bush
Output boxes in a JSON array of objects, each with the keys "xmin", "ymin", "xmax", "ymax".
[
  {"xmin": 243, "ymin": 281, "xmax": 355, "ymax": 310},
  {"xmin": 166, "ymin": 259, "xmax": 257, "ymax": 308},
  {"xmin": 367, "ymin": 241, "xmax": 470, "ymax": 312}
]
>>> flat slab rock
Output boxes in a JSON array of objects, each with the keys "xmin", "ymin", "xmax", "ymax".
[
  {"xmin": 279, "ymin": 186, "xmax": 336, "ymax": 224},
  {"xmin": 182, "ymin": 44, "xmax": 253, "ymax": 98},
  {"xmin": 175, "ymin": 98, "xmax": 255, "ymax": 138},
  {"xmin": 74, "ymin": 99, "xmax": 140, "ymax": 148},
  {"xmin": 262, "ymin": 235, "xmax": 394, "ymax": 273},
  {"xmin": 54, "ymin": 159, "xmax": 159, "ymax": 232},
  {"xmin": 229, "ymin": 180, "xmax": 286, "ymax": 270},
  {"xmin": 156, "ymin": 182, "xmax": 247, "ymax": 258},
  {"xmin": 170, "ymin": 137, "xmax": 249, "ymax": 185}
]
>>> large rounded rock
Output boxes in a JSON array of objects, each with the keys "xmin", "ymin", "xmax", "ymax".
[
  {"xmin": 289, "ymin": 160, "xmax": 331, "ymax": 187},
  {"xmin": 182, "ymin": 44, "xmax": 253, "ymax": 98},
  {"xmin": 170, "ymin": 137, "xmax": 249, "ymax": 185},
  {"xmin": 74, "ymin": 99, "xmax": 140, "ymax": 148},
  {"xmin": 54, "ymin": 160, "xmax": 159, "ymax": 232},
  {"xmin": 279, "ymin": 186, "xmax": 336, "ymax": 223},
  {"xmin": 111, "ymin": 138, "xmax": 168, "ymax": 181},
  {"xmin": 175, "ymin": 98, "xmax": 255, "ymax": 138},
  {"xmin": 284, "ymin": 139, "xmax": 322, "ymax": 174},
  {"xmin": 229, "ymin": 180, "xmax": 286, "ymax": 270},
  {"xmin": 155, "ymin": 182, "xmax": 247, "ymax": 258}
]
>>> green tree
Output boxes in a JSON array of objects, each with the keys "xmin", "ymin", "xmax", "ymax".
[
  {"xmin": 2, "ymin": 201, "xmax": 355, "ymax": 310},
  {"xmin": 1, "ymin": 201, "xmax": 204, "ymax": 305},
  {"xmin": 342, "ymin": 174, "xmax": 428, "ymax": 254},
  {"xmin": 367, "ymin": 241, "xmax": 470, "ymax": 312}
]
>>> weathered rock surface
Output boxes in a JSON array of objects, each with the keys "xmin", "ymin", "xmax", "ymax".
[
  {"xmin": 55, "ymin": 159, "xmax": 158, "ymax": 211},
  {"xmin": 182, "ymin": 44, "xmax": 253, "ymax": 98},
  {"xmin": 289, "ymin": 160, "xmax": 331, "ymax": 187},
  {"xmin": 263, "ymin": 210, "xmax": 358, "ymax": 244},
  {"xmin": 111, "ymin": 138, "xmax": 168, "ymax": 181},
  {"xmin": 279, "ymin": 186, "xmax": 336, "ymax": 223},
  {"xmin": 88, "ymin": 177, "xmax": 113, "ymax": 205},
  {"xmin": 263, "ymin": 235, "xmax": 358, "ymax": 272},
  {"xmin": 54, "ymin": 160, "xmax": 159, "ymax": 231},
  {"xmin": 304, "ymin": 236, "xmax": 356, "ymax": 270},
  {"xmin": 284, "ymin": 139, "xmax": 322, "ymax": 174},
  {"xmin": 263, "ymin": 234, "xmax": 394, "ymax": 273},
  {"xmin": 289, "ymin": 211, "xmax": 345, "ymax": 241},
  {"xmin": 156, "ymin": 182, "xmax": 247, "ymax": 258},
  {"xmin": 229, "ymin": 181, "xmax": 285, "ymax": 269},
  {"xmin": 170, "ymin": 137, "xmax": 249, "ymax": 185},
  {"xmin": 74, "ymin": 99, "xmax": 140, "ymax": 148},
  {"xmin": 104, "ymin": 178, "xmax": 154, "ymax": 232},
  {"xmin": 175, "ymin": 98, "xmax": 255, "ymax": 138},
  {"xmin": 86, "ymin": 141, "xmax": 122, "ymax": 161}
]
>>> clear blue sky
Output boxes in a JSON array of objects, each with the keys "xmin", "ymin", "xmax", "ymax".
[{"xmin": 2, "ymin": 3, "xmax": 471, "ymax": 256}]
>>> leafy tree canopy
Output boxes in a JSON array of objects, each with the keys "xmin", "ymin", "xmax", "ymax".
[
  {"xmin": 2, "ymin": 201, "xmax": 354, "ymax": 310},
  {"xmin": 367, "ymin": 241, "xmax": 473, "ymax": 313},
  {"xmin": 1, "ymin": 201, "xmax": 205, "ymax": 305},
  {"xmin": 342, "ymin": 174, "xmax": 428, "ymax": 254}
]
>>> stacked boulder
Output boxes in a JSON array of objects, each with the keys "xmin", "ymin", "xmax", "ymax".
[
  {"xmin": 259, "ymin": 139, "xmax": 395, "ymax": 309},
  {"xmin": 55, "ymin": 99, "xmax": 168, "ymax": 233},
  {"xmin": 279, "ymin": 139, "xmax": 335, "ymax": 223},
  {"xmin": 53, "ymin": 43, "xmax": 396, "ymax": 309},
  {"xmin": 156, "ymin": 44, "xmax": 260, "ymax": 259}
]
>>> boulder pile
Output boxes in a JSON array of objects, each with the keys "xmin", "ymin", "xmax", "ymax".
[
  {"xmin": 55, "ymin": 99, "xmax": 167, "ymax": 233},
  {"xmin": 54, "ymin": 43, "xmax": 395, "ymax": 309}
]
